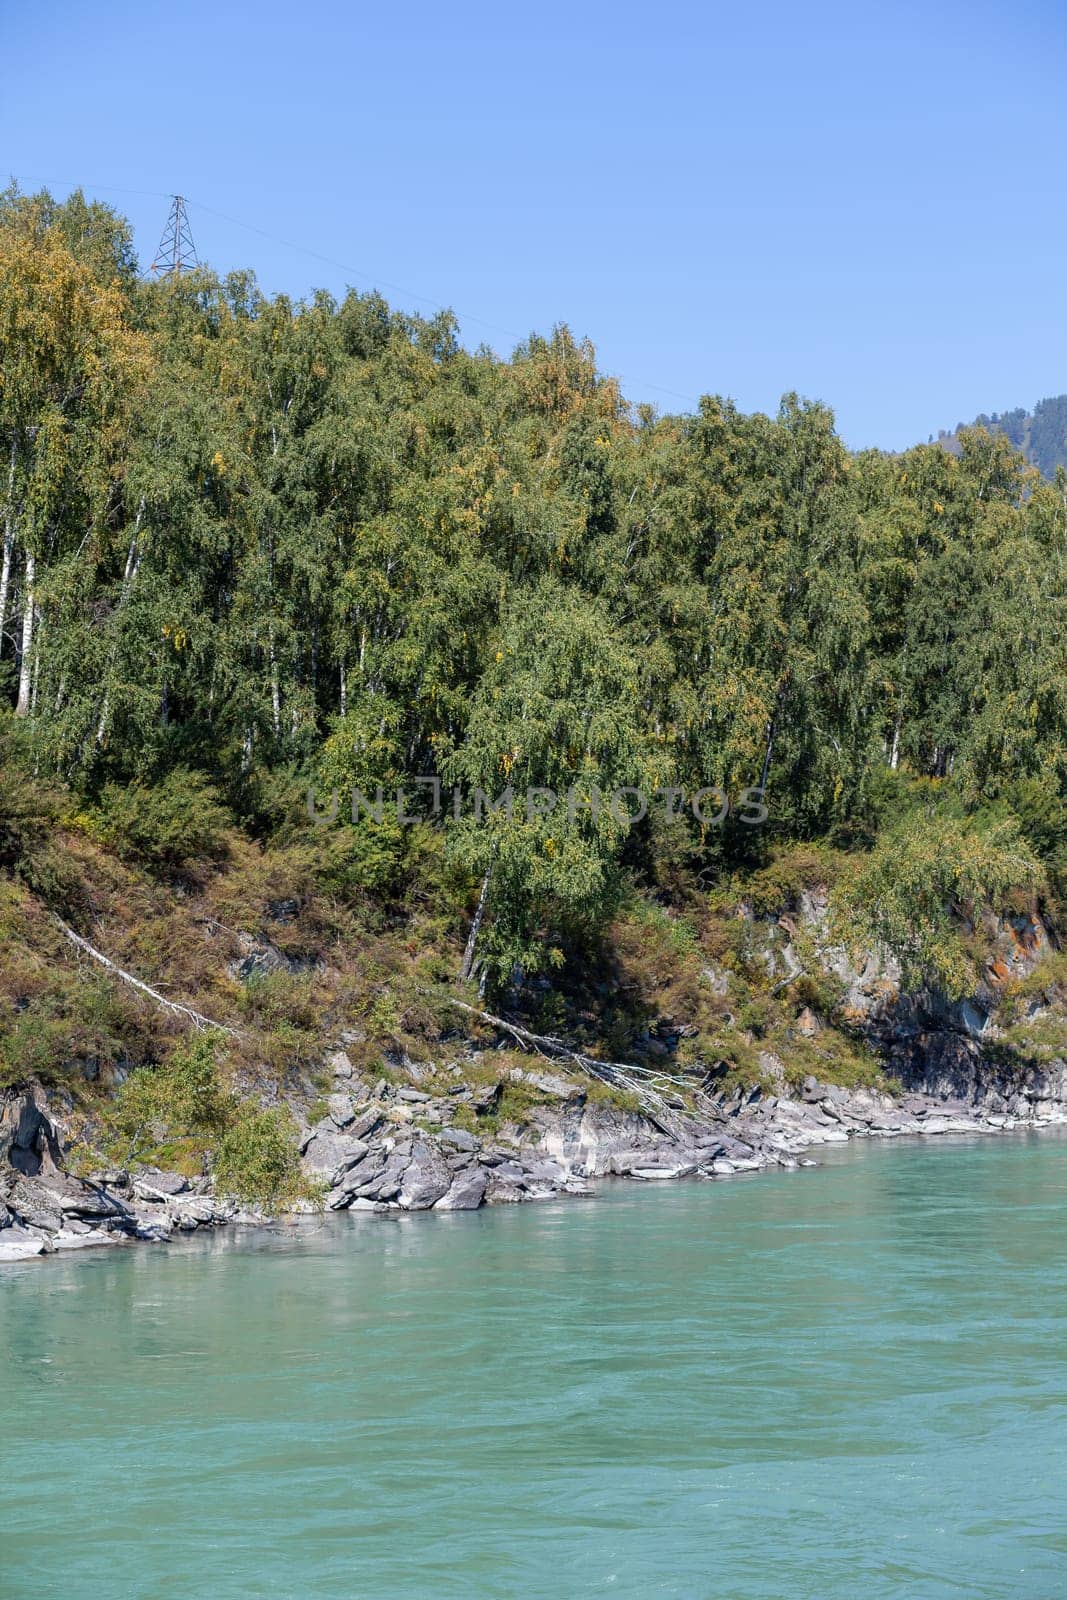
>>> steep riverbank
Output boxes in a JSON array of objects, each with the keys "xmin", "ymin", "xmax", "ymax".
[
  {"xmin": 5, "ymin": 1030, "xmax": 1067, "ymax": 1260},
  {"xmin": 4, "ymin": 855, "xmax": 1065, "ymax": 1262}
]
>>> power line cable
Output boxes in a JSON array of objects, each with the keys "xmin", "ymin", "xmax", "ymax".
[{"xmin": 2, "ymin": 168, "xmax": 703, "ymax": 408}]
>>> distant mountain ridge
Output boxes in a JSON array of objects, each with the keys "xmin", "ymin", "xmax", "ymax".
[{"xmin": 936, "ymin": 394, "xmax": 1067, "ymax": 479}]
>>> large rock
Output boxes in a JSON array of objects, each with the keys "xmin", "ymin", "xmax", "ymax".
[
  {"xmin": 349, "ymin": 1107, "xmax": 386, "ymax": 1141},
  {"xmin": 397, "ymin": 1142, "xmax": 452, "ymax": 1210},
  {"xmin": 53, "ymin": 1228, "xmax": 118, "ymax": 1251},
  {"xmin": 227, "ymin": 933, "xmax": 310, "ymax": 983},
  {"xmin": 484, "ymin": 1175, "xmax": 525, "ymax": 1203},
  {"xmin": 434, "ymin": 1166, "xmax": 487, "ymax": 1211},
  {"xmin": 348, "ymin": 1153, "xmax": 408, "ymax": 1203},
  {"xmin": 490, "ymin": 1159, "xmax": 528, "ymax": 1185},
  {"xmin": 0, "ymin": 1230, "xmax": 47, "ymax": 1261},
  {"xmin": 170, "ymin": 1196, "xmax": 228, "ymax": 1227},
  {"xmin": 533, "ymin": 1098, "xmax": 671, "ymax": 1177},
  {"xmin": 130, "ymin": 1207, "xmax": 174, "ymax": 1241},
  {"xmin": 5, "ymin": 1176, "xmax": 64, "ymax": 1232},
  {"xmin": 133, "ymin": 1169, "xmax": 189, "ymax": 1199},
  {"xmin": 326, "ymin": 1048, "xmax": 354, "ymax": 1080},
  {"xmin": 439, "ymin": 1126, "xmax": 479, "ymax": 1153},
  {"xmin": 1, "ymin": 1090, "xmax": 63, "ymax": 1177},
  {"xmin": 58, "ymin": 1183, "xmax": 132, "ymax": 1222},
  {"xmin": 301, "ymin": 1131, "xmax": 369, "ymax": 1186}
]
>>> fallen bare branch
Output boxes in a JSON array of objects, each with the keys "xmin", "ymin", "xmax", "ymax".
[
  {"xmin": 54, "ymin": 917, "xmax": 243, "ymax": 1038},
  {"xmin": 771, "ymin": 969, "xmax": 806, "ymax": 995},
  {"xmin": 434, "ymin": 994, "xmax": 691, "ymax": 1115}
]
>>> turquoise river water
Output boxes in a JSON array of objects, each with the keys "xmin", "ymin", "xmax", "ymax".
[{"xmin": 2, "ymin": 1133, "xmax": 1067, "ymax": 1599}]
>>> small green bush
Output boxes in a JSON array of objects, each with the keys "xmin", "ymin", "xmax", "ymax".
[
  {"xmin": 213, "ymin": 1106, "xmax": 310, "ymax": 1209},
  {"xmin": 111, "ymin": 1032, "xmax": 234, "ymax": 1156},
  {"xmin": 730, "ymin": 843, "xmax": 842, "ymax": 919},
  {"xmin": 94, "ymin": 769, "xmax": 232, "ymax": 871},
  {"xmin": 108, "ymin": 1033, "xmax": 311, "ymax": 1208}
]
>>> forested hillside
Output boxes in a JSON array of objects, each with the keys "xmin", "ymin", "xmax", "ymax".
[
  {"xmin": 1, "ymin": 185, "xmax": 1066, "ymax": 1159},
  {"xmin": 937, "ymin": 394, "xmax": 1067, "ymax": 479}
]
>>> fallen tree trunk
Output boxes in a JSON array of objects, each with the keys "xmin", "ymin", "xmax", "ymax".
[
  {"xmin": 54, "ymin": 918, "xmax": 242, "ymax": 1038},
  {"xmin": 435, "ymin": 995, "xmax": 691, "ymax": 1117}
]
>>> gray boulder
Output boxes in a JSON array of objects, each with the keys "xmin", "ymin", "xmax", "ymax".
[
  {"xmin": 227, "ymin": 934, "xmax": 309, "ymax": 983},
  {"xmin": 397, "ymin": 1142, "xmax": 452, "ymax": 1210},
  {"xmin": 133, "ymin": 1169, "xmax": 189, "ymax": 1199},
  {"xmin": 0, "ymin": 1229, "xmax": 47, "ymax": 1261},
  {"xmin": 327, "ymin": 1094, "xmax": 357, "ymax": 1127},
  {"xmin": 6, "ymin": 1176, "xmax": 64, "ymax": 1232},
  {"xmin": 301, "ymin": 1131, "xmax": 370, "ymax": 1186},
  {"xmin": 53, "ymin": 1228, "xmax": 117, "ymax": 1251},
  {"xmin": 351, "ymin": 1154, "xmax": 408, "ymax": 1202},
  {"xmin": 485, "ymin": 1176, "xmax": 525, "ymax": 1204},
  {"xmin": 522, "ymin": 1159, "xmax": 565, "ymax": 1184},
  {"xmin": 170, "ymin": 1196, "xmax": 225, "ymax": 1227},
  {"xmin": 490, "ymin": 1159, "xmax": 527, "ymax": 1185},
  {"xmin": 131, "ymin": 1208, "xmax": 174, "ymax": 1241},
  {"xmin": 326, "ymin": 1048, "xmax": 353, "ymax": 1080},
  {"xmin": 349, "ymin": 1107, "xmax": 386, "ymax": 1140},
  {"xmin": 1, "ymin": 1090, "xmax": 63, "ymax": 1177},
  {"xmin": 434, "ymin": 1167, "xmax": 487, "ymax": 1210},
  {"xmin": 439, "ymin": 1126, "xmax": 479, "ymax": 1152}
]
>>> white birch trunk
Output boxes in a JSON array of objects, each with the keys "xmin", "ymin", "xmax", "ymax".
[
  {"xmin": 889, "ymin": 711, "xmax": 901, "ymax": 770},
  {"xmin": 270, "ymin": 633, "xmax": 281, "ymax": 737},
  {"xmin": 29, "ymin": 604, "xmax": 41, "ymax": 713},
  {"xmin": 459, "ymin": 862, "xmax": 493, "ymax": 983},
  {"xmin": 14, "ymin": 551, "xmax": 35, "ymax": 716},
  {"xmin": 0, "ymin": 439, "xmax": 15, "ymax": 658}
]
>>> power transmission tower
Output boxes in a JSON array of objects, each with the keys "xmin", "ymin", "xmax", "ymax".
[{"xmin": 150, "ymin": 195, "xmax": 199, "ymax": 276}]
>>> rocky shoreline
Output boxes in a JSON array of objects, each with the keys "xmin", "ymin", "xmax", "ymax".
[{"xmin": 4, "ymin": 1031, "xmax": 1067, "ymax": 1262}]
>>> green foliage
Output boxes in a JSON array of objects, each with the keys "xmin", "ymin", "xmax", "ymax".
[
  {"xmin": 994, "ymin": 778, "xmax": 1067, "ymax": 911},
  {"xmin": 213, "ymin": 1107, "xmax": 311, "ymax": 1210},
  {"xmin": 843, "ymin": 812, "xmax": 1045, "ymax": 997},
  {"xmin": 0, "ymin": 185, "xmax": 1064, "ymax": 1043},
  {"xmin": 725, "ymin": 843, "xmax": 843, "ymax": 918},
  {"xmin": 946, "ymin": 394, "xmax": 1067, "ymax": 480},
  {"xmin": 107, "ymin": 1032, "xmax": 310, "ymax": 1208},
  {"xmin": 93, "ymin": 771, "xmax": 232, "ymax": 871},
  {"xmin": 0, "ymin": 719, "xmax": 60, "ymax": 870},
  {"xmin": 111, "ymin": 1032, "xmax": 233, "ymax": 1154}
]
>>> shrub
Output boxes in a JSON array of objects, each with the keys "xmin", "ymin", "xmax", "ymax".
[
  {"xmin": 108, "ymin": 1033, "xmax": 311, "ymax": 1208},
  {"xmin": 996, "ymin": 779, "xmax": 1067, "ymax": 915},
  {"xmin": 309, "ymin": 816, "xmax": 408, "ymax": 898},
  {"xmin": 94, "ymin": 769, "xmax": 232, "ymax": 871},
  {"xmin": 213, "ymin": 1107, "xmax": 310, "ymax": 1209},
  {"xmin": 728, "ymin": 843, "xmax": 842, "ymax": 919},
  {"xmin": 0, "ymin": 753, "xmax": 60, "ymax": 870},
  {"xmin": 110, "ymin": 1032, "xmax": 233, "ymax": 1160}
]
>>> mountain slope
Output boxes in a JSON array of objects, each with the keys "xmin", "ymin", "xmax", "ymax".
[{"xmin": 937, "ymin": 394, "xmax": 1067, "ymax": 478}]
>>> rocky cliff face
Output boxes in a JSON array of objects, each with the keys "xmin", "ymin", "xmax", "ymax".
[
  {"xmin": 0, "ymin": 1088, "xmax": 254, "ymax": 1260},
  {"xmin": 3, "ymin": 905, "xmax": 1065, "ymax": 1262},
  {"xmin": 765, "ymin": 889, "xmax": 1064, "ymax": 1107}
]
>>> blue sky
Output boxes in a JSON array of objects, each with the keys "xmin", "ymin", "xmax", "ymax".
[{"xmin": 3, "ymin": 0, "xmax": 1065, "ymax": 449}]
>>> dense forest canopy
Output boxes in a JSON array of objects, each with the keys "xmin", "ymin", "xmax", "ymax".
[{"xmin": 1, "ymin": 186, "xmax": 1065, "ymax": 990}]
